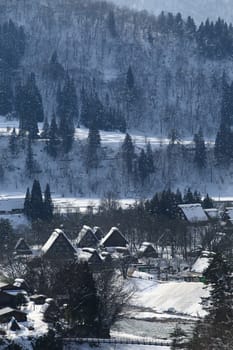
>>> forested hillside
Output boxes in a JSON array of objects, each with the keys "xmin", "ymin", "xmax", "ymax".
[
  {"xmin": 1, "ymin": 0, "xmax": 233, "ymax": 197},
  {"xmin": 1, "ymin": 0, "xmax": 233, "ymax": 137}
]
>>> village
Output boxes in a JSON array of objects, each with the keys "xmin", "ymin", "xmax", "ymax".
[{"xmin": 0, "ymin": 196, "xmax": 232, "ymax": 347}]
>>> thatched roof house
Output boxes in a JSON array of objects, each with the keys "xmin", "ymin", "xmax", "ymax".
[
  {"xmin": 41, "ymin": 229, "xmax": 76, "ymax": 260},
  {"xmin": 76, "ymin": 225, "xmax": 98, "ymax": 248},
  {"xmin": 14, "ymin": 238, "xmax": 32, "ymax": 256},
  {"xmin": 100, "ymin": 227, "xmax": 128, "ymax": 248},
  {"xmin": 138, "ymin": 242, "xmax": 158, "ymax": 258}
]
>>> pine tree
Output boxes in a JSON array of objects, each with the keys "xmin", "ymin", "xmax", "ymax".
[
  {"xmin": 122, "ymin": 133, "xmax": 135, "ymax": 174},
  {"xmin": 9, "ymin": 128, "xmax": 17, "ymax": 156},
  {"xmin": 47, "ymin": 114, "xmax": 60, "ymax": 158},
  {"xmin": 25, "ymin": 137, "xmax": 35, "ymax": 177},
  {"xmin": 107, "ymin": 10, "xmax": 117, "ymax": 37},
  {"xmin": 183, "ymin": 188, "xmax": 195, "ymax": 204},
  {"xmin": 24, "ymin": 187, "xmax": 32, "ymax": 219},
  {"xmin": 47, "ymin": 50, "xmax": 65, "ymax": 80},
  {"xmin": 57, "ymin": 74, "xmax": 77, "ymax": 152},
  {"xmin": 31, "ymin": 179, "xmax": 44, "ymax": 221},
  {"xmin": 0, "ymin": 81, "xmax": 13, "ymax": 116},
  {"xmin": 86, "ymin": 127, "xmax": 101, "ymax": 170},
  {"xmin": 138, "ymin": 149, "xmax": 148, "ymax": 184},
  {"xmin": 43, "ymin": 184, "xmax": 53, "ymax": 221},
  {"xmin": 146, "ymin": 142, "xmax": 155, "ymax": 174},
  {"xmin": 194, "ymin": 128, "xmax": 206, "ymax": 168},
  {"xmin": 126, "ymin": 66, "xmax": 135, "ymax": 90},
  {"xmin": 17, "ymin": 73, "xmax": 43, "ymax": 138},
  {"xmin": 189, "ymin": 254, "xmax": 233, "ymax": 349},
  {"xmin": 203, "ymin": 194, "xmax": 214, "ymax": 209}
]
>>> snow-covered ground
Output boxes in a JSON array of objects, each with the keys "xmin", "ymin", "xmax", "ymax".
[{"xmin": 129, "ymin": 278, "xmax": 209, "ymax": 318}]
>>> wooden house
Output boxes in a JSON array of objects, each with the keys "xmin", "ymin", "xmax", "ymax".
[
  {"xmin": 14, "ymin": 238, "xmax": 32, "ymax": 256},
  {"xmin": 100, "ymin": 227, "xmax": 128, "ymax": 248},
  {"xmin": 41, "ymin": 229, "xmax": 77, "ymax": 261},
  {"xmin": 0, "ymin": 307, "xmax": 27, "ymax": 323},
  {"xmin": 138, "ymin": 242, "xmax": 158, "ymax": 258},
  {"xmin": 9, "ymin": 317, "xmax": 21, "ymax": 331},
  {"xmin": 76, "ymin": 225, "xmax": 98, "ymax": 248},
  {"xmin": 0, "ymin": 291, "xmax": 17, "ymax": 308},
  {"xmin": 178, "ymin": 204, "xmax": 208, "ymax": 223}
]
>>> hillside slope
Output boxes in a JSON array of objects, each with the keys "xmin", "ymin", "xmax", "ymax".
[{"xmin": 0, "ymin": 0, "xmax": 232, "ymax": 138}]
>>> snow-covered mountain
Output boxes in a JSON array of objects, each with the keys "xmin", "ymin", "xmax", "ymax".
[
  {"xmin": 1, "ymin": 0, "xmax": 233, "ymax": 138},
  {"xmin": 110, "ymin": 0, "xmax": 233, "ymax": 24}
]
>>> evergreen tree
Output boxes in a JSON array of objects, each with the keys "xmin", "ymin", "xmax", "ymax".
[
  {"xmin": 17, "ymin": 73, "xmax": 43, "ymax": 138},
  {"xmin": 183, "ymin": 188, "xmax": 195, "ymax": 204},
  {"xmin": 194, "ymin": 128, "xmax": 206, "ymax": 168},
  {"xmin": 25, "ymin": 137, "xmax": 35, "ymax": 177},
  {"xmin": 43, "ymin": 184, "xmax": 53, "ymax": 221},
  {"xmin": 107, "ymin": 10, "xmax": 117, "ymax": 37},
  {"xmin": 0, "ymin": 81, "xmax": 13, "ymax": 116},
  {"xmin": 203, "ymin": 194, "xmax": 214, "ymax": 209},
  {"xmin": 121, "ymin": 133, "xmax": 135, "ymax": 174},
  {"xmin": 189, "ymin": 254, "xmax": 233, "ymax": 349},
  {"xmin": 146, "ymin": 142, "xmax": 155, "ymax": 174},
  {"xmin": 9, "ymin": 128, "xmax": 17, "ymax": 156},
  {"xmin": 86, "ymin": 127, "xmax": 101, "ymax": 169},
  {"xmin": 126, "ymin": 66, "xmax": 135, "ymax": 90},
  {"xmin": 0, "ymin": 219, "xmax": 14, "ymax": 253},
  {"xmin": 30, "ymin": 179, "xmax": 44, "ymax": 221},
  {"xmin": 138, "ymin": 149, "xmax": 147, "ymax": 184},
  {"xmin": 23, "ymin": 187, "xmax": 32, "ymax": 219},
  {"xmin": 52, "ymin": 262, "xmax": 99, "ymax": 328},
  {"xmin": 57, "ymin": 74, "xmax": 77, "ymax": 152},
  {"xmin": 45, "ymin": 50, "xmax": 65, "ymax": 81},
  {"xmin": 214, "ymin": 123, "xmax": 233, "ymax": 164},
  {"xmin": 47, "ymin": 114, "xmax": 60, "ymax": 158}
]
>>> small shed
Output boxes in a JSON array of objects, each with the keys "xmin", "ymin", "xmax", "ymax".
[
  {"xmin": 0, "ymin": 307, "xmax": 27, "ymax": 323},
  {"xmin": 14, "ymin": 238, "xmax": 32, "ymax": 256},
  {"xmin": 30, "ymin": 294, "xmax": 47, "ymax": 305},
  {"xmin": 78, "ymin": 248, "xmax": 102, "ymax": 265},
  {"xmin": 138, "ymin": 242, "xmax": 158, "ymax": 258},
  {"xmin": 0, "ymin": 291, "xmax": 17, "ymax": 308},
  {"xmin": 41, "ymin": 229, "xmax": 77, "ymax": 260},
  {"xmin": 9, "ymin": 317, "xmax": 21, "ymax": 331},
  {"xmin": 76, "ymin": 225, "xmax": 98, "ymax": 248},
  {"xmin": 100, "ymin": 227, "xmax": 128, "ymax": 248}
]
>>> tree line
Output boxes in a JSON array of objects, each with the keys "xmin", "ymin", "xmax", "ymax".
[{"xmin": 24, "ymin": 180, "xmax": 54, "ymax": 221}]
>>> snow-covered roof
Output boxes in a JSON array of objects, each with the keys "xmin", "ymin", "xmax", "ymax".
[
  {"xmin": 204, "ymin": 208, "xmax": 219, "ymax": 219},
  {"xmin": 225, "ymin": 207, "xmax": 233, "ymax": 220},
  {"xmin": 192, "ymin": 252, "xmax": 213, "ymax": 274},
  {"xmin": 78, "ymin": 248, "xmax": 102, "ymax": 263},
  {"xmin": 100, "ymin": 227, "xmax": 128, "ymax": 247},
  {"xmin": 41, "ymin": 228, "xmax": 76, "ymax": 255},
  {"xmin": 178, "ymin": 204, "xmax": 208, "ymax": 223},
  {"xmin": 76, "ymin": 225, "xmax": 98, "ymax": 246}
]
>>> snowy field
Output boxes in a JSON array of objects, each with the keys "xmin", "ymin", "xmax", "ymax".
[
  {"xmin": 0, "ymin": 116, "xmax": 207, "ymax": 150},
  {"xmin": 129, "ymin": 279, "xmax": 209, "ymax": 318}
]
